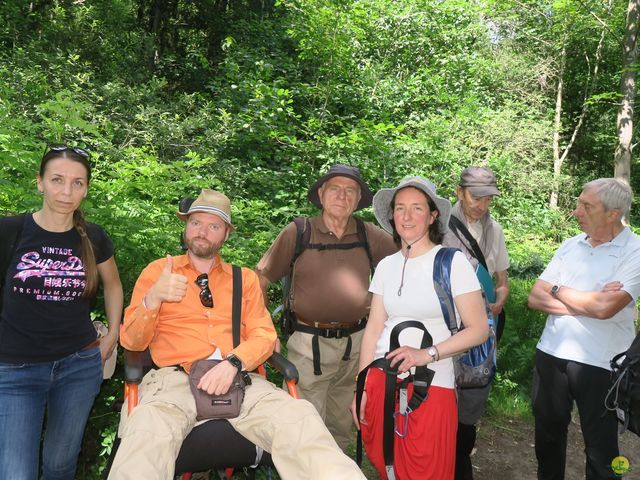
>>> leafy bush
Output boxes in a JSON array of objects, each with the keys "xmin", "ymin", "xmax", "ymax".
[{"xmin": 488, "ymin": 277, "xmax": 548, "ymax": 417}]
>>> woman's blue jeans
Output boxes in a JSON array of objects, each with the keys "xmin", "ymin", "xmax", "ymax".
[{"xmin": 0, "ymin": 346, "xmax": 102, "ymax": 480}]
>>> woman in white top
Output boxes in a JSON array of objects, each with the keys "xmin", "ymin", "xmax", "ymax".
[{"xmin": 351, "ymin": 176, "xmax": 488, "ymax": 480}]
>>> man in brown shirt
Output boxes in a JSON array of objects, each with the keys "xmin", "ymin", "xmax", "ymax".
[{"xmin": 256, "ymin": 165, "xmax": 397, "ymax": 451}]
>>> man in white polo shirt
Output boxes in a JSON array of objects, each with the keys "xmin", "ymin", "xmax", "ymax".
[{"xmin": 528, "ymin": 178, "xmax": 640, "ymax": 480}]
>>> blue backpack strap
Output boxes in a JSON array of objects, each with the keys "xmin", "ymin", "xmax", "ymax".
[{"xmin": 433, "ymin": 247, "xmax": 459, "ymax": 335}]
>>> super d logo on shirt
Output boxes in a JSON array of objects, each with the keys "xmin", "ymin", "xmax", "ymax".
[{"xmin": 12, "ymin": 246, "xmax": 86, "ymax": 302}]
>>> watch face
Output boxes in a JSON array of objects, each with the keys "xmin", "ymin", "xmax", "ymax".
[{"xmin": 227, "ymin": 355, "xmax": 242, "ymax": 370}]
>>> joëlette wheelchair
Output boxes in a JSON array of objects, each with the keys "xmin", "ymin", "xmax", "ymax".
[{"xmin": 107, "ymin": 349, "xmax": 299, "ymax": 480}]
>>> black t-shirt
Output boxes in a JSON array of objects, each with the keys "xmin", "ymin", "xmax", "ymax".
[{"xmin": 0, "ymin": 214, "xmax": 114, "ymax": 362}]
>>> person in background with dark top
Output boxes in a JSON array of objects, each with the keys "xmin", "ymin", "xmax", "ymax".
[
  {"xmin": 443, "ymin": 166, "xmax": 510, "ymax": 480},
  {"xmin": 351, "ymin": 176, "xmax": 488, "ymax": 480},
  {"xmin": 256, "ymin": 164, "xmax": 397, "ymax": 451},
  {"xmin": 0, "ymin": 145, "xmax": 123, "ymax": 480}
]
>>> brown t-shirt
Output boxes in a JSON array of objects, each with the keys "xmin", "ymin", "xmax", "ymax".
[{"xmin": 256, "ymin": 215, "xmax": 398, "ymax": 325}]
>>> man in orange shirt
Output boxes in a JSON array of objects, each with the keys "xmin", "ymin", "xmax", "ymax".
[{"xmin": 108, "ymin": 189, "xmax": 366, "ymax": 480}]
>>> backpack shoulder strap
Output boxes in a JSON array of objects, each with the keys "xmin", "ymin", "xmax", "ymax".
[
  {"xmin": 433, "ymin": 247, "xmax": 459, "ymax": 335},
  {"xmin": 355, "ymin": 217, "xmax": 374, "ymax": 275},
  {"xmin": 232, "ymin": 265, "xmax": 243, "ymax": 348},
  {"xmin": 448, "ymin": 216, "xmax": 488, "ymax": 270},
  {"xmin": 290, "ymin": 216, "xmax": 311, "ymax": 271},
  {"xmin": 283, "ymin": 216, "xmax": 310, "ymax": 309}
]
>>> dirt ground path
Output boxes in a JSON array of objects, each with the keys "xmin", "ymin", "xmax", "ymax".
[
  {"xmin": 204, "ymin": 414, "xmax": 640, "ymax": 479},
  {"xmin": 473, "ymin": 416, "xmax": 640, "ymax": 480}
]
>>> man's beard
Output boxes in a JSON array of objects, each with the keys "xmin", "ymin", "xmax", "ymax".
[{"xmin": 185, "ymin": 236, "xmax": 221, "ymax": 259}]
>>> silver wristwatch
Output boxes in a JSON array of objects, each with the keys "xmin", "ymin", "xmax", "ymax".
[{"xmin": 427, "ymin": 346, "xmax": 438, "ymax": 362}]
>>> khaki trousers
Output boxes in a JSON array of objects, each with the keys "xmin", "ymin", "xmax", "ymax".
[
  {"xmin": 108, "ymin": 367, "xmax": 365, "ymax": 480},
  {"xmin": 286, "ymin": 329, "xmax": 363, "ymax": 451}
]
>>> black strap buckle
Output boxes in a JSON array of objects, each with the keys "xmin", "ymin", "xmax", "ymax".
[{"xmin": 325, "ymin": 328, "xmax": 343, "ymax": 339}]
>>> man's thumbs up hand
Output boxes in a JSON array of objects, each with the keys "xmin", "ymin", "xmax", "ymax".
[
  {"xmin": 163, "ymin": 254, "xmax": 174, "ymax": 275},
  {"xmin": 144, "ymin": 255, "xmax": 188, "ymax": 309}
]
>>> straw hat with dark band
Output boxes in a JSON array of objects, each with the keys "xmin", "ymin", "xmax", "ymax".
[{"xmin": 176, "ymin": 189, "xmax": 235, "ymax": 232}]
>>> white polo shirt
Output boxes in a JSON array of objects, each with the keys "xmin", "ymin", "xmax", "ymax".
[{"xmin": 537, "ymin": 227, "xmax": 640, "ymax": 370}]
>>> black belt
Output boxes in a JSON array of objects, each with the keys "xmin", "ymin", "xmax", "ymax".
[
  {"xmin": 295, "ymin": 318, "xmax": 367, "ymax": 376},
  {"xmin": 295, "ymin": 319, "xmax": 367, "ymax": 339}
]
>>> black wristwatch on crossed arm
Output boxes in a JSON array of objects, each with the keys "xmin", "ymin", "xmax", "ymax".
[{"xmin": 550, "ymin": 285, "xmax": 561, "ymax": 297}]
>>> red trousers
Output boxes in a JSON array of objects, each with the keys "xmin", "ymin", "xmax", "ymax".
[{"xmin": 361, "ymin": 368, "xmax": 457, "ymax": 480}]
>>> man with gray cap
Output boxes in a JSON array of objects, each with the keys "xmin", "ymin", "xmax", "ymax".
[
  {"xmin": 443, "ymin": 166, "xmax": 510, "ymax": 480},
  {"xmin": 109, "ymin": 189, "xmax": 366, "ymax": 480},
  {"xmin": 256, "ymin": 165, "xmax": 397, "ymax": 451}
]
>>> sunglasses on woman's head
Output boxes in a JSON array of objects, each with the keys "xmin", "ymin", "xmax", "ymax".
[
  {"xmin": 46, "ymin": 144, "xmax": 90, "ymax": 159},
  {"xmin": 195, "ymin": 273, "xmax": 214, "ymax": 308}
]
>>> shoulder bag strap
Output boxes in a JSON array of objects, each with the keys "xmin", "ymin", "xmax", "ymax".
[
  {"xmin": 232, "ymin": 265, "xmax": 242, "ymax": 348},
  {"xmin": 449, "ymin": 215, "xmax": 488, "ymax": 270}
]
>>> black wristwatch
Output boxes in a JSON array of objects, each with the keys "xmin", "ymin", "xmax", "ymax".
[
  {"xmin": 225, "ymin": 354, "xmax": 243, "ymax": 372},
  {"xmin": 550, "ymin": 285, "xmax": 561, "ymax": 297}
]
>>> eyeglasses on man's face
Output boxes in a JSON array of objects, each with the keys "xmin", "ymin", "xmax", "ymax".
[{"xmin": 195, "ymin": 273, "xmax": 213, "ymax": 308}]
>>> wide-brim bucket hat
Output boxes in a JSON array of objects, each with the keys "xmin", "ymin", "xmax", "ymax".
[
  {"xmin": 373, "ymin": 176, "xmax": 451, "ymax": 234},
  {"xmin": 308, "ymin": 164, "xmax": 373, "ymax": 211},
  {"xmin": 176, "ymin": 188, "xmax": 235, "ymax": 232}
]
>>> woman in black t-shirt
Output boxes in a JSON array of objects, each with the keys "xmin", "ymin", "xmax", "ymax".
[{"xmin": 0, "ymin": 145, "xmax": 123, "ymax": 480}]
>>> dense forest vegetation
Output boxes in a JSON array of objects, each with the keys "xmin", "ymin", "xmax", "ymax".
[{"xmin": 1, "ymin": 0, "xmax": 638, "ymax": 477}]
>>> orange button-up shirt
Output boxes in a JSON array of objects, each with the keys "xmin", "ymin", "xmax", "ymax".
[{"xmin": 121, "ymin": 254, "xmax": 276, "ymax": 372}]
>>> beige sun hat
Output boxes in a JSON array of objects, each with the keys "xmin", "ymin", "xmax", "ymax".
[
  {"xmin": 176, "ymin": 189, "xmax": 235, "ymax": 232},
  {"xmin": 373, "ymin": 176, "xmax": 451, "ymax": 234}
]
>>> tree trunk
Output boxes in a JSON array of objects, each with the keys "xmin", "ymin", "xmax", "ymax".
[
  {"xmin": 614, "ymin": 0, "xmax": 640, "ymax": 188},
  {"xmin": 550, "ymin": 2, "xmax": 611, "ymax": 209},
  {"xmin": 550, "ymin": 45, "xmax": 566, "ymax": 209}
]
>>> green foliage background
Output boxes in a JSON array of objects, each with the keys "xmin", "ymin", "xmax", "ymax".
[{"xmin": 0, "ymin": 0, "xmax": 637, "ymax": 477}]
